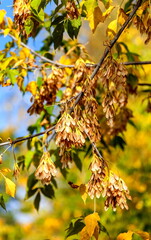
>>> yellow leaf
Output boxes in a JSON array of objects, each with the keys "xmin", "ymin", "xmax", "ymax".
[
  {"xmin": 102, "ymin": 6, "xmax": 115, "ymax": 21},
  {"xmin": 0, "ymin": 168, "xmax": 12, "ymax": 173},
  {"xmin": 3, "ymin": 28, "xmax": 10, "ymax": 37},
  {"xmin": 136, "ymin": 2, "xmax": 149, "ymax": 17},
  {"xmin": 7, "ymin": 17, "xmax": 13, "ymax": 29},
  {"xmin": 0, "ymin": 10, "xmax": 6, "ymax": 24},
  {"xmin": 80, "ymin": 226, "xmax": 90, "ymax": 240},
  {"xmin": 106, "ymin": 19, "xmax": 117, "ymax": 38},
  {"xmin": 118, "ymin": 8, "xmax": 128, "ymax": 25},
  {"xmin": 84, "ymin": 213, "xmax": 100, "ymax": 237},
  {"xmin": 1, "ymin": 57, "xmax": 16, "ymax": 70},
  {"xmin": 117, "ymin": 231, "xmax": 134, "ymax": 240},
  {"xmin": 26, "ymin": 81, "xmax": 37, "ymax": 95},
  {"xmin": 135, "ymin": 231, "xmax": 150, "ymax": 240},
  {"xmin": 88, "ymin": 6, "xmax": 103, "ymax": 33},
  {"xmin": 4, "ymin": 177, "xmax": 16, "ymax": 198},
  {"xmin": 13, "ymin": 59, "xmax": 24, "ymax": 68}
]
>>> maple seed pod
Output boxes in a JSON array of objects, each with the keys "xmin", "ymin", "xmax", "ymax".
[
  {"xmin": 104, "ymin": 172, "xmax": 132, "ymax": 211},
  {"xmin": 35, "ymin": 152, "xmax": 57, "ymax": 185}
]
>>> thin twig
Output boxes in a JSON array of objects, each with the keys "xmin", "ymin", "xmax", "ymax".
[
  {"xmin": 0, "ymin": 125, "xmax": 55, "ymax": 147},
  {"xmin": 138, "ymin": 83, "xmax": 151, "ymax": 86},
  {"xmin": 124, "ymin": 61, "xmax": 151, "ymax": 65},
  {"xmin": 0, "ymin": 30, "xmax": 74, "ymax": 68}
]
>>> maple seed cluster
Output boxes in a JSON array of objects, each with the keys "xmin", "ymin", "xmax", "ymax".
[
  {"xmin": 55, "ymin": 113, "xmax": 85, "ymax": 168},
  {"xmin": 87, "ymin": 154, "xmax": 106, "ymax": 199},
  {"xmin": 100, "ymin": 58, "xmax": 129, "ymax": 134},
  {"xmin": 35, "ymin": 152, "xmax": 57, "ymax": 185},
  {"xmin": 104, "ymin": 173, "xmax": 132, "ymax": 211},
  {"xmin": 13, "ymin": 0, "xmax": 31, "ymax": 36},
  {"xmin": 28, "ymin": 68, "xmax": 64, "ymax": 115},
  {"xmin": 133, "ymin": 1, "xmax": 151, "ymax": 45},
  {"xmin": 87, "ymin": 154, "xmax": 131, "ymax": 211},
  {"xmin": 66, "ymin": 0, "xmax": 79, "ymax": 19}
]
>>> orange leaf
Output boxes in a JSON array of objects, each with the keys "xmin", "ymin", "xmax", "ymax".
[
  {"xmin": 26, "ymin": 81, "xmax": 37, "ymax": 95},
  {"xmin": 80, "ymin": 226, "xmax": 90, "ymax": 240},
  {"xmin": 117, "ymin": 231, "xmax": 134, "ymax": 240}
]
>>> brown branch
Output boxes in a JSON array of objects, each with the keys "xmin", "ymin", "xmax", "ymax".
[
  {"xmin": 138, "ymin": 83, "xmax": 151, "ymax": 86},
  {"xmin": 123, "ymin": 61, "xmax": 151, "ymax": 65},
  {"xmin": 0, "ymin": 126, "xmax": 55, "ymax": 147}
]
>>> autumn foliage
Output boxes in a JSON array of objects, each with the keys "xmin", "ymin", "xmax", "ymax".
[{"xmin": 0, "ymin": 0, "xmax": 151, "ymax": 239}]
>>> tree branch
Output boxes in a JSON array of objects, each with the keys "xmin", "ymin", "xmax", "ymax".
[
  {"xmin": 0, "ymin": 30, "xmax": 74, "ymax": 68},
  {"xmin": 138, "ymin": 83, "xmax": 151, "ymax": 86},
  {"xmin": 0, "ymin": 125, "xmax": 55, "ymax": 147},
  {"xmin": 0, "ymin": 0, "xmax": 143, "ymax": 149},
  {"xmin": 124, "ymin": 61, "xmax": 151, "ymax": 65}
]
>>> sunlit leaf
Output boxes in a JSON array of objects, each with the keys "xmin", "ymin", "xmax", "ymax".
[
  {"xmin": 0, "ymin": 168, "xmax": 12, "ymax": 173},
  {"xmin": 0, "ymin": 9, "xmax": 6, "ymax": 24},
  {"xmin": 117, "ymin": 231, "xmax": 134, "ymax": 240},
  {"xmin": 4, "ymin": 177, "xmax": 16, "ymax": 198},
  {"xmin": 118, "ymin": 8, "xmax": 128, "ymax": 25},
  {"xmin": 106, "ymin": 19, "xmax": 117, "ymax": 38},
  {"xmin": 84, "ymin": 213, "xmax": 100, "ymax": 237},
  {"xmin": 26, "ymin": 81, "xmax": 37, "ymax": 95}
]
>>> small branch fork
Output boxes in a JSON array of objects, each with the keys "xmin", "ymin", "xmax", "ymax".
[{"xmin": 0, "ymin": 0, "xmax": 143, "ymax": 151}]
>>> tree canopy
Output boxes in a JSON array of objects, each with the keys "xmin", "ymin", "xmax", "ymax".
[{"xmin": 0, "ymin": 0, "xmax": 151, "ymax": 239}]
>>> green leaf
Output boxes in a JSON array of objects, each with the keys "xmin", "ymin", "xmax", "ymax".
[
  {"xmin": 27, "ymin": 172, "xmax": 38, "ymax": 190},
  {"xmin": 52, "ymin": 15, "xmax": 64, "ymax": 25},
  {"xmin": 98, "ymin": 221, "xmax": 110, "ymax": 237},
  {"xmin": 25, "ymin": 151, "xmax": 35, "ymax": 169},
  {"xmin": 26, "ymin": 188, "xmax": 38, "ymax": 199},
  {"xmin": 0, "ymin": 194, "xmax": 7, "ymax": 211},
  {"xmin": 110, "ymin": 136, "xmax": 126, "ymax": 150},
  {"xmin": 65, "ymin": 17, "xmax": 81, "ymax": 39},
  {"xmin": 37, "ymin": 8, "xmax": 44, "ymax": 22},
  {"xmin": 44, "ymin": 105, "xmax": 54, "ymax": 115},
  {"xmin": 34, "ymin": 192, "xmax": 41, "ymax": 211},
  {"xmin": 26, "ymin": 173, "xmax": 38, "ymax": 199},
  {"xmin": 72, "ymin": 153, "xmax": 82, "ymax": 171},
  {"xmin": 65, "ymin": 218, "xmax": 85, "ymax": 238},
  {"xmin": 41, "ymin": 184, "xmax": 55, "ymax": 199},
  {"xmin": 53, "ymin": 22, "xmax": 64, "ymax": 49},
  {"xmin": 127, "ymin": 73, "xmax": 138, "ymax": 88},
  {"xmin": 25, "ymin": 18, "xmax": 34, "ymax": 35},
  {"xmin": 53, "ymin": 0, "xmax": 59, "ymax": 5},
  {"xmin": 7, "ymin": 69, "xmax": 19, "ymax": 84},
  {"xmin": 31, "ymin": 0, "xmax": 42, "ymax": 12}
]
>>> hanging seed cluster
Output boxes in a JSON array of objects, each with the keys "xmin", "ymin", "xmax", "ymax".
[
  {"xmin": 133, "ymin": 1, "xmax": 151, "ymax": 44},
  {"xmin": 87, "ymin": 154, "xmax": 131, "ymax": 211},
  {"xmin": 35, "ymin": 152, "xmax": 57, "ymax": 185},
  {"xmin": 66, "ymin": 0, "xmax": 79, "ymax": 19},
  {"xmin": 13, "ymin": 0, "xmax": 31, "ymax": 36},
  {"xmin": 28, "ymin": 68, "xmax": 64, "ymax": 115}
]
